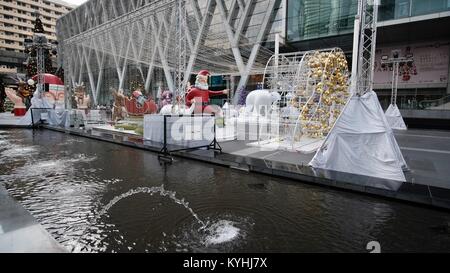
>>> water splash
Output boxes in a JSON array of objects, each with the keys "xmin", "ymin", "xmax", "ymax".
[
  {"xmin": 158, "ymin": 215, "xmax": 251, "ymax": 252},
  {"xmin": 0, "ymin": 144, "xmax": 38, "ymax": 165},
  {"xmin": 0, "ymin": 144, "xmax": 37, "ymax": 157},
  {"xmin": 1, "ymin": 154, "xmax": 97, "ymax": 180},
  {"xmin": 203, "ymin": 220, "xmax": 240, "ymax": 246},
  {"xmin": 99, "ymin": 185, "xmax": 206, "ymax": 227},
  {"xmin": 85, "ymin": 186, "xmax": 244, "ymax": 251},
  {"xmin": 65, "ymin": 186, "xmax": 249, "ymax": 252}
]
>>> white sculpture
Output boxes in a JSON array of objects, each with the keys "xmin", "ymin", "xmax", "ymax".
[
  {"xmin": 222, "ymin": 102, "xmax": 238, "ymax": 118},
  {"xmin": 159, "ymin": 100, "xmax": 197, "ymax": 115},
  {"xmin": 73, "ymin": 82, "xmax": 90, "ymax": 109},
  {"xmin": 281, "ymin": 105, "xmax": 300, "ymax": 119},
  {"xmin": 18, "ymin": 89, "xmax": 53, "ymax": 126},
  {"xmin": 245, "ymin": 89, "xmax": 281, "ymax": 117},
  {"xmin": 112, "ymin": 88, "xmax": 128, "ymax": 122},
  {"xmin": 32, "ymin": 89, "xmax": 53, "ymax": 109}
]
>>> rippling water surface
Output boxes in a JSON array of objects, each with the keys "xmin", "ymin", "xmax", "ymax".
[{"xmin": 0, "ymin": 129, "xmax": 449, "ymax": 252}]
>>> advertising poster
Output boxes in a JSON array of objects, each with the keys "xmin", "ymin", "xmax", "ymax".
[{"xmin": 374, "ymin": 42, "xmax": 449, "ymax": 86}]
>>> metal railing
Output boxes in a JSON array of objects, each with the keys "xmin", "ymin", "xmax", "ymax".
[
  {"xmin": 156, "ymin": 114, "xmax": 222, "ymax": 163},
  {"xmin": 30, "ymin": 108, "xmax": 53, "ymax": 128}
]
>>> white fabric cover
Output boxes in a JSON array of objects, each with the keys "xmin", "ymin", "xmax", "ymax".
[
  {"xmin": 310, "ymin": 91, "xmax": 407, "ymax": 182},
  {"xmin": 144, "ymin": 115, "xmax": 165, "ymax": 142},
  {"xmin": 19, "ymin": 91, "xmax": 53, "ymax": 126},
  {"xmin": 385, "ymin": 104, "xmax": 407, "ymax": 130},
  {"xmin": 46, "ymin": 110, "xmax": 70, "ymax": 128},
  {"xmin": 144, "ymin": 115, "xmax": 214, "ymax": 145}
]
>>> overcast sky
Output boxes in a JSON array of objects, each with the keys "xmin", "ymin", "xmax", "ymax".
[{"xmin": 64, "ymin": 0, "xmax": 88, "ymax": 6}]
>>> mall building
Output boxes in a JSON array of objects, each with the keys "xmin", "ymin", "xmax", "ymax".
[
  {"xmin": 56, "ymin": 0, "xmax": 450, "ymax": 122},
  {"xmin": 287, "ymin": 0, "xmax": 450, "ymax": 123}
]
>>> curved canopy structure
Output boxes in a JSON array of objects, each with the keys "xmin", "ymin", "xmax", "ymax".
[{"xmin": 57, "ymin": 0, "xmax": 283, "ymax": 106}]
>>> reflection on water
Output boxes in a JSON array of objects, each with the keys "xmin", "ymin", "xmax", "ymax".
[{"xmin": 1, "ymin": 129, "xmax": 450, "ymax": 253}]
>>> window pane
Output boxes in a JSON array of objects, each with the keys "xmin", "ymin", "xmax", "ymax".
[
  {"xmin": 411, "ymin": 0, "xmax": 449, "ymax": 16},
  {"xmin": 287, "ymin": 0, "xmax": 357, "ymax": 42}
]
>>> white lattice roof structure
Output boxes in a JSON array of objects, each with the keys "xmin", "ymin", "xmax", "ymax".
[{"xmin": 56, "ymin": 0, "xmax": 285, "ymax": 106}]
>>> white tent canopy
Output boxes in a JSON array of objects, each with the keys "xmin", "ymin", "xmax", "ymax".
[
  {"xmin": 385, "ymin": 104, "xmax": 407, "ymax": 130},
  {"xmin": 309, "ymin": 91, "xmax": 407, "ymax": 182}
]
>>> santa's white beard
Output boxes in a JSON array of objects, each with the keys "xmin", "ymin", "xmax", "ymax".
[{"xmin": 195, "ymin": 82, "xmax": 209, "ymax": 90}]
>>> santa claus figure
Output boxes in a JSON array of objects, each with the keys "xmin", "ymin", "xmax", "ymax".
[{"xmin": 185, "ymin": 70, "xmax": 228, "ymax": 114}]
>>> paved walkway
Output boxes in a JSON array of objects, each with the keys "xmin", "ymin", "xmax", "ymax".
[
  {"xmin": 219, "ymin": 129, "xmax": 450, "ymax": 190},
  {"xmin": 394, "ymin": 129, "xmax": 450, "ymax": 190},
  {"xmin": 0, "ymin": 185, "xmax": 65, "ymax": 253}
]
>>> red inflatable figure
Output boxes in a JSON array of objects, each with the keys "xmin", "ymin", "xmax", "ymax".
[
  {"xmin": 125, "ymin": 89, "xmax": 157, "ymax": 116},
  {"xmin": 185, "ymin": 70, "xmax": 228, "ymax": 114}
]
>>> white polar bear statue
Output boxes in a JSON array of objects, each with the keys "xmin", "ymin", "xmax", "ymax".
[
  {"xmin": 222, "ymin": 102, "xmax": 238, "ymax": 118},
  {"xmin": 159, "ymin": 101, "xmax": 196, "ymax": 115},
  {"xmin": 245, "ymin": 89, "xmax": 281, "ymax": 117}
]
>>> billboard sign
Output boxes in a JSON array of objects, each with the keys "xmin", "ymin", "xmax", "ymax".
[{"xmin": 374, "ymin": 42, "xmax": 449, "ymax": 86}]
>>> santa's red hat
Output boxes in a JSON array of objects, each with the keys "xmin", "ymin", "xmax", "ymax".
[{"xmin": 197, "ymin": 70, "xmax": 210, "ymax": 76}]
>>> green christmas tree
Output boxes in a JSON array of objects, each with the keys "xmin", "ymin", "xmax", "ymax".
[{"xmin": 33, "ymin": 16, "xmax": 44, "ymax": 33}]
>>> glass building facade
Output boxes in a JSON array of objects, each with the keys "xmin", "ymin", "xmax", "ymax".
[
  {"xmin": 287, "ymin": 0, "xmax": 357, "ymax": 42},
  {"xmin": 286, "ymin": 0, "xmax": 450, "ymax": 114},
  {"xmin": 379, "ymin": 0, "xmax": 450, "ymax": 21},
  {"xmin": 287, "ymin": 0, "xmax": 450, "ymax": 43}
]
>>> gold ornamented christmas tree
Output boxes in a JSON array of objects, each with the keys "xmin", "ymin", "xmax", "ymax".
[{"xmin": 292, "ymin": 48, "xmax": 350, "ymax": 139}]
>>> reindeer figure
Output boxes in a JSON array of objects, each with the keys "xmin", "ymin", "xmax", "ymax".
[
  {"xmin": 73, "ymin": 82, "xmax": 90, "ymax": 109},
  {"xmin": 10, "ymin": 75, "xmax": 33, "ymax": 109},
  {"xmin": 112, "ymin": 88, "xmax": 128, "ymax": 122}
]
